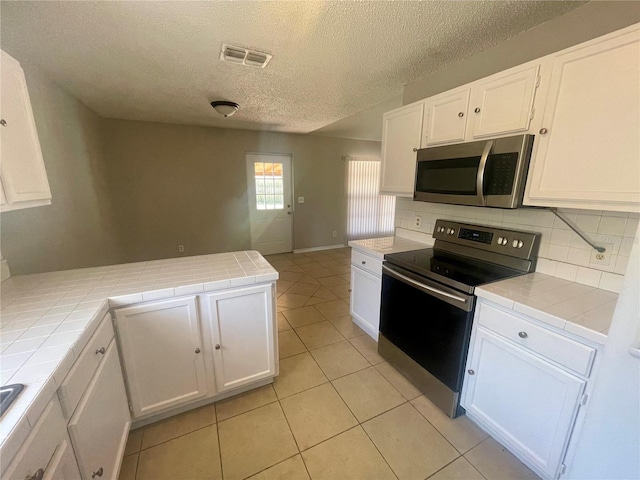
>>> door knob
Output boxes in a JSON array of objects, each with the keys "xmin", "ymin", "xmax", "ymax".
[{"xmin": 215, "ymin": 344, "xmax": 221, "ymax": 350}]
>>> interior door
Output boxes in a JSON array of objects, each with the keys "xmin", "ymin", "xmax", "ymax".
[{"xmin": 246, "ymin": 153, "xmax": 293, "ymax": 255}]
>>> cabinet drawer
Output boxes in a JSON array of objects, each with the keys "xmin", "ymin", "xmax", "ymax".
[
  {"xmin": 3, "ymin": 398, "xmax": 71, "ymax": 479},
  {"xmin": 351, "ymin": 250, "xmax": 382, "ymax": 277},
  {"xmin": 57, "ymin": 314, "xmax": 114, "ymax": 418},
  {"xmin": 477, "ymin": 302, "xmax": 596, "ymax": 376}
]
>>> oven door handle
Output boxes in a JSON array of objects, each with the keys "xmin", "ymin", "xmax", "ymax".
[
  {"xmin": 476, "ymin": 140, "xmax": 493, "ymax": 207},
  {"xmin": 382, "ymin": 265, "xmax": 471, "ymax": 308}
]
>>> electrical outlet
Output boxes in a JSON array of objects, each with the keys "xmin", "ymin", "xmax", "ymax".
[
  {"xmin": 178, "ymin": 245, "xmax": 185, "ymax": 253},
  {"xmin": 415, "ymin": 216, "xmax": 422, "ymax": 228},
  {"xmin": 332, "ymin": 231, "xmax": 337, "ymax": 238},
  {"xmin": 591, "ymin": 245, "xmax": 613, "ymax": 266}
]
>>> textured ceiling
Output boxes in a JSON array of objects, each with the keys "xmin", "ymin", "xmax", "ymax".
[{"xmin": 0, "ymin": 1, "xmax": 584, "ymax": 135}]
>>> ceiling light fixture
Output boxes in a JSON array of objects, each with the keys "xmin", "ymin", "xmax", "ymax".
[{"xmin": 210, "ymin": 101, "xmax": 239, "ymax": 118}]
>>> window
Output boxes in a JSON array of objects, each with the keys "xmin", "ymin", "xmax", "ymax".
[
  {"xmin": 346, "ymin": 157, "xmax": 396, "ymax": 240},
  {"xmin": 254, "ymin": 162, "xmax": 284, "ymax": 210}
]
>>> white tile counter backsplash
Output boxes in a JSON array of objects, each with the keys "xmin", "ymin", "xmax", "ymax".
[{"xmin": 395, "ymin": 198, "xmax": 639, "ymax": 293}]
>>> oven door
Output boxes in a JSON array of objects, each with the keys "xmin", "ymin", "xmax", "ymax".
[{"xmin": 379, "ymin": 263, "xmax": 475, "ymax": 416}]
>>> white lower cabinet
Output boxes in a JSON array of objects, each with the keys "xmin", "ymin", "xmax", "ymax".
[
  {"xmin": 68, "ymin": 341, "xmax": 130, "ymax": 480},
  {"xmin": 202, "ymin": 284, "xmax": 276, "ymax": 392},
  {"xmin": 349, "ymin": 250, "xmax": 383, "ymax": 340},
  {"xmin": 114, "ymin": 296, "xmax": 208, "ymax": 419},
  {"xmin": 462, "ymin": 300, "xmax": 596, "ymax": 480}
]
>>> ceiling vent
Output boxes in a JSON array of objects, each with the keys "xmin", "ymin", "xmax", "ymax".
[{"xmin": 220, "ymin": 43, "xmax": 272, "ymax": 68}]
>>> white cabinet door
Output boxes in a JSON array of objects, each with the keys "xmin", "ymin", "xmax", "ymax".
[
  {"xmin": 43, "ymin": 436, "xmax": 82, "ymax": 480},
  {"xmin": 462, "ymin": 328, "xmax": 585, "ymax": 480},
  {"xmin": 0, "ymin": 50, "xmax": 51, "ymax": 208},
  {"xmin": 423, "ymin": 88, "xmax": 470, "ymax": 146},
  {"xmin": 469, "ymin": 65, "xmax": 539, "ymax": 139},
  {"xmin": 350, "ymin": 265, "xmax": 382, "ymax": 341},
  {"xmin": 525, "ymin": 25, "xmax": 640, "ymax": 212},
  {"xmin": 68, "ymin": 341, "xmax": 130, "ymax": 480},
  {"xmin": 203, "ymin": 284, "xmax": 276, "ymax": 392},
  {"xmin": 115, "ymin": 296, "xmax": 208, "ymax": 418},
  {"xmin": 380, "ymin": 101, "xmax": 424, "ymax": 196}
]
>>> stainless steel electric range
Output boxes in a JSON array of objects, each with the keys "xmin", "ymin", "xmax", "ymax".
[{"xmin": 379, "ymin": 219, "xmax": 540, "ymax": 418}]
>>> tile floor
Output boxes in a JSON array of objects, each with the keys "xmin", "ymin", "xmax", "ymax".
[{"xmin": 119, "ymin": 248, "xmax": 540, "ymax": 480}]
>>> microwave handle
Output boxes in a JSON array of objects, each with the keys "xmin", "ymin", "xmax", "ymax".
[{"xmin": 476, "ymin": 140, "xmax": 493, "ymax": 206}]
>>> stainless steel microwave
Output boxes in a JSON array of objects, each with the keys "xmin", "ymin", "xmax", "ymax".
[{"xmin": 414, "ymin": 134, "xmax": 534, "ymax": 209}]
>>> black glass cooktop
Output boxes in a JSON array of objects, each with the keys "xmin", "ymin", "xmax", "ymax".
[{"xmin": 384, "ymin": 248, "xmax": 524, "ymax": 293}]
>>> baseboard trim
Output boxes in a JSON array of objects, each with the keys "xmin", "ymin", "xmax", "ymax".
[{"xmin": 293, "ymin": 244, "xmax": 346, "ymax": 254}]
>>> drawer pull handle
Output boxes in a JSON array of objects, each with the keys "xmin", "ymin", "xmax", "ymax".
[
  {"xmin": 361, "ymin": 261, "xmax": 366, "ymax": 265},
  {"xmin": 468, "ymin": 369, "xmax": 475, "ymax": 375},
  {"xmin": 26, "ymin": 468, "xmax": 44, "ymax": 480},
  {"xmin": 92, "ymin": 467, "xmax": 104, "ymax": 478},
  {"xmin": 518, "ymin": 331, "xmax": 528, "ymax": 339},
  {"xmin": 215, "ymin": 344, "xmax": 221, "ymax": 350},
  {"xmin": 95, "ymin": 347, "xmax": 106, "ymax": 355}
]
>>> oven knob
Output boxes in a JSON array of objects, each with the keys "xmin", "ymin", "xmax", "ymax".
[
  {"xmin": 503, "ymin": 237, "xmax": 509, "ymax": 246},
  {"xmin": 448, "ymin": 228, "xmax": 455, "ymax": 236},
  {"xmin": 497, "ymin": 236, "xmax": 504, "ymax": 245},
  {"xmin": 517, "ymin": 240, "xmax": 524, "ymax": 249},
  {"xmin": 512, "ymin": 239, "xmax": 518, "ymax": 248}
]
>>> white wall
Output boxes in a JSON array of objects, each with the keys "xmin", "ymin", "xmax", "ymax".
[{"xmin": 566, "ymin": 225, "xmax": 640, "ymax": 479}]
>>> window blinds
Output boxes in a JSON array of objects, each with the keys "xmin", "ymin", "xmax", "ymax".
[{"xmin": 345, "ymin": 156, "xmax": 396, "ymax": 241}]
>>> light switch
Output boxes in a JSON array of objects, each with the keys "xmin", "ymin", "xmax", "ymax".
[{"xmin": 298, "ymin": 196, "xmax": 305, "ymax": 204}]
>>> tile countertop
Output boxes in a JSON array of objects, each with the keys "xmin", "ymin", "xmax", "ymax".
[
  {"xmin": 0, "ymin": 250, "xmax": 278, "ymax": 462},
  {"xmin": 348, "ymin": 236, "xmax": 432, "ymax": 259},
  {"xmin": 476, "ymin": 272, "xmax": 618, "ymax": 345}
]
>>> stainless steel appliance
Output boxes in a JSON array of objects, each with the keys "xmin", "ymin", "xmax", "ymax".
[
  {"xmin": 414, "ymin": 134, "xmax": 534, "ymax": 208},
  {"xmin": 379, "ymin": 219, "xmax": 540, "ymax": 418}
]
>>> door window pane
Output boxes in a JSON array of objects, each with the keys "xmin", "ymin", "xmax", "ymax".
[{"xmin": 254, "ymin": 162, "xmax": 284, "ymax": 210}]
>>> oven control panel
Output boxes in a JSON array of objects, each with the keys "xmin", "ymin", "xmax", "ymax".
[{"xmin": 433, "ymin": 219, "xmax": 540, "ymax": 260}]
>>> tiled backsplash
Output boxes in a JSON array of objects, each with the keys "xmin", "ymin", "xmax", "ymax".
[{"xmin": 395, "ymin": 198, "xmax": 639, "ymax": 293}]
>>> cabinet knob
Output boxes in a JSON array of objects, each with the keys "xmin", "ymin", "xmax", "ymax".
[
  {"xmin": 518, "ymin": 331, "xmax": 528, "ymax": 339},
  {"xmin": 412, "ymin": 147, "xmax": 418, "ymax": 152},
  {"xmin": 215, "ymin": 344, "xmax": 221, "ymax": 350},
  {"xmin": 95, "ymin": 347, "xmax": 106, "ymax": 355},
  {"xmin": 468, "ymin": 369, "xmax": 475, "ymax": 375},
  {"xmin": 0, "ymin": 119, "xmax": 7, "ymax": 127},
  {"xmin": 361, "ymin": 261, "xmax": 366, "ymax": 265},
  {"xmin": 92, "ymin": 467, "xmax": 104, "ymax": 478},
  {"xmin": 458, "ymin": 112, "xmax": 464, "ymax": 117},
  {"xmin": 539, "ymin": 128, "xmax": 548, "ymax": 135},
  {"xmin": 195, "ymin": 348, "xmax": 201, "ymax": 354},
  {"xmin": 474, "ymin": 108, "xmax": 481, "ymax": 114},
  {"xmin": 26, "ymin": 469, "xmax": 44, "ymax": 480}
]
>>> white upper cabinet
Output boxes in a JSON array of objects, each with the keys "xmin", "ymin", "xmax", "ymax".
[
  {"xmin": 0, "ymin": 50, "xmax": 52, "ymax": 211},
  {"xmin": 380, "ymin": 101, "xmax": 424, "ymax": 197},
  {"xmin": 525, "ymin": 24, "xmax": 640, "ymax": 212},
  {"xmin": 423, "ymin": 88, "xmax": 470, "ymax": 146},
  {"xmin": 468, "ymin": 65, "xmax": 540, "ymax": 139}
]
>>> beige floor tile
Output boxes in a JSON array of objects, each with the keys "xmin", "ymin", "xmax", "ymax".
[
  {"xmin": 317, "ymin": 275, "xmax": 348, "ymax": 287},
  {"xmin": 297, "ymin": 274, "xmax": 320, "ymax": 285},
  {"xmin": 326, "ymin": 283, "xmax": 351, "ymax": 298},
  {"xmin": 281, "ymin": 383, "xmax": 357, "ymax": 450},
  {"xmin": 294, "ymin": 321, "xmax": 345, "ymax": 349},
  {"xmin": 329, "ymin": 315, "xmax": 366, "ymax": 339},
  {"xmin": 215, "ymin": 384, "xmax": 278, "ymax": 422},
  {"xmin": 411, "ymin": 395, "xmax": 488, "ymax": 454},
  {"xmin": 273, "ymin": 352, "xmax": 328, "ymax": 398},
  {"xmin": 124, "ymin": 428, "xmax": 143, "ymax": 456},
  {"xmin": 375, "ymin": 362, "xmax": 422, "ymax": 400},
  {"xmin": 218, "ymin": 403, "xmax": 298, "ymax": 480},
  {"xmin": 465, "ymin": 438, "xmax": 540, "ymax": 480},
  {"xmin": 349, "ymin": 334, "xmax": 386, "ymax": 364},
  {"xmin": 247, "ymin": 455, "xmax": 310, "ymax": 480},
  {"xmin": 309, "ymin": 341, "xmax": 370, "ymax": 380},
  {"xmin": 137, "ymin": 425, "xmax": 222, "ymax": 480},
  {"xmin": 301, "ymin": 426, "xmax": 396, "ymax": 480},
  {"xmin": 281, "ymin": 265, "xmax": 305, "ymax": 273},
  {"xmin": 278, "ymin": 293, "xmax": 311, "ymax": 309},
  {"xmin": 304, "ymin": 296, "xmax": 332, "ymax": 306},
  {"xmin": 332, "ymin": 367, "xmax": 405, "ymax": 422},
  {"xmin": 141, "ymin": 403, "xmax": 216, "ymax": 450},
  {"xmin": 293, "ymin": 257, "xmax": 316, "ymax": 265},
  {"xmin": 314, "ymin": 299, "xmax": 350, "ymax": 319},
  {"xmin": 282, "ymin": 306, "xmax": 326, "ymax": 328},
  {"xmin": 428, "ymin": 457, "xmax": 485, "ymax": 480},
  {"xmin": 307, "ymin": 267, "xmax": 334, "ymax": 278},
  {"xmin": 312, "ymin": 286, "xmax": 339, "ymax": 300},
  {"xmin": 298, "ymin": 262, "xmax": 324, "ymax": 272},
  {"xmin": 278, "ymin": 271, "xmax": 306, "ymax": 282},
  {"xmin": 278, "ymin": 312, "xmax": 292, "ymax": 332},
  {"xmin": 329, "ymin": 265, "xmax": 352, "ymax": 276},
  {"xmin": 362, "ymin": 403, "xmax": 459, "ymax": 480},
  {"xmin": 286, "ymin": 282, "xmax": 320, "ymax": 296},
  {"xmin": 118, "ymin": 453, "xmax": 138, "ymax": 480},
  {"xmin": 279, "ymin": 330, "xmax": 307, "ymax": 359},
  {"xmin": 277, "ymin": 280, "xmax": 295, "ymax": 293},
  {"xmin": 340, "ymin": 273, "xmax": 351, "ymax": 282}
]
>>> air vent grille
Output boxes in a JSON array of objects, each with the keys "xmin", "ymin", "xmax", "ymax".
[{"xmin": 220, "ymin": 44, "xmax": 272, "ymax": 68}]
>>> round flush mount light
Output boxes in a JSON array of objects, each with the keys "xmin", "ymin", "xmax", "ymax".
[{"xmin": 210, "ymin": 100, "xmax": 239, "ymax": 117}]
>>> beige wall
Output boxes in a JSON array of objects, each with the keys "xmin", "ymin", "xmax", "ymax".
[
  {"xmin": 403, "ymin": 1, "xmax": 640, "ymax": 104},
  {"xmin": 101, "ymin": 119, "xmax": 380, "ymax": 263},
  {"xmin": 0, "ymin": 67, "xmax": 123, "ymax": 275}
]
